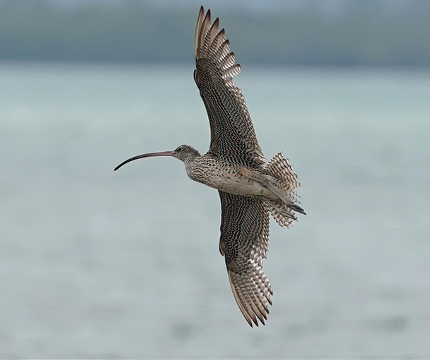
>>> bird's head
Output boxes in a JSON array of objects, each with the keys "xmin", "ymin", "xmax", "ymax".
[
  {"xmin": 172, "ymin": 145, "xmax": 200, "ymax": 162},
  {"xmin": 114, "ymin": 144, "xmax": 200, "ymax": 171}
]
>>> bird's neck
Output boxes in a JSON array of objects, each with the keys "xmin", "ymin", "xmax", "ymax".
[{"xmin": 183, "ymin": 153, "xmax": 201, "ymax": 167}]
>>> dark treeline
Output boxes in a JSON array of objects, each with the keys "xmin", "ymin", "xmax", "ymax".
[{"xmin": 1, "ymin": 0, "xmax": 430, "ymax": 67}]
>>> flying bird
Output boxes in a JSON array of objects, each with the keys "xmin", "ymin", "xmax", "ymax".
[{"xmin": 115, "ymin": 6, "xmax": 305, "ymax": 327}]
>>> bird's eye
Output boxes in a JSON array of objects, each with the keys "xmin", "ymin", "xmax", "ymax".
[{"xmin": 177, "ymin": 147, "xmax": 182, "ymax": 152}]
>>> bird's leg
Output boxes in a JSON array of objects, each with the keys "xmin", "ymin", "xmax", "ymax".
[{"xmin": 247, "ymin": 174, "xmax": 305, "ymax": 215}]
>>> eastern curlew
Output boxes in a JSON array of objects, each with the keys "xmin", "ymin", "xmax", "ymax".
[{"xmin": 115, "ymin": 6, "xmax": 305, "ymax": 327}]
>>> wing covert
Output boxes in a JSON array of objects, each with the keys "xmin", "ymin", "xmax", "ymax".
[{"xmin": 194, "ymin": 7, "xmax": 265, "ymax": 168}]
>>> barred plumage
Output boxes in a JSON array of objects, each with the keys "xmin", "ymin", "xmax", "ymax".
[
  {"xmin": 114, "ymin": 6, "xmax": 305, "ymax": 328},
  {"xmin": 265, "ymin": 152, "xmax": 302, "ymax": 227},
  {"xmin": 219, "ymin": 192, "xmax": 272, "ymax": 326},
  {"xmin": 266, "ymin": 152, "xmax": 301, "ymax": 191},
  {"xmin": 194, "ymin": 6, "xmax": 265, "ymax": 168}
]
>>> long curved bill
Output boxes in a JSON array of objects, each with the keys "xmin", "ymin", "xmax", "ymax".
[{"xmin": 114, "ymin": 150, "xmax": 175, "ymax": 171}]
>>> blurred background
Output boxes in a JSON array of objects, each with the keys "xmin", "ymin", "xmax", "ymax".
[
  {"xmin": 1, "ymin": 0, "xmax": 430, "ymax": 66},
  {"xmin": 0, "ymin": 0, "xmax": 429, "ymax": 358}
]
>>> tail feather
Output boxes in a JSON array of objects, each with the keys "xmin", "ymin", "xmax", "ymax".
[
  {"xmin": 266, "ymin": 200, "xmax": 296, "ymax": 227},
  {"xmin": 265, "ymin": 153, "xmax": 304, "ymax": 227},
  {"xmin": 265, "ymin": 152, "xmax": 300, "ymax": 191}
]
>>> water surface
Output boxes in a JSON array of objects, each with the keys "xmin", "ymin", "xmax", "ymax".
[{"xmin": 0, "ymin": 63, "xmax": 429, "ymax": 358}]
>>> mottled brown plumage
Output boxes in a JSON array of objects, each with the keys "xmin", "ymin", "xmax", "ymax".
[
  {"xmin": 194, "ymin": 7, "xmax": 265, "ymax": 168},
  {"xmin": 115, "ymin": 6, "xmax": 305, "ymax": 327}
]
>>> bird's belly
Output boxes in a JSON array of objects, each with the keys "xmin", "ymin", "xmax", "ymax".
[
  {"xmin": 188, "ymin": 164, "xmax": 270, "ymax": 198},
  {"xmin": 213, "ymin": 175, "xmax": 265, "ymax": 196}
]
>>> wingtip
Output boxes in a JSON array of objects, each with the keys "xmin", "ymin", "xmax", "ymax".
[
  {"xmin": 227, "ymin": 269, "xmax": 271, "ymax": 328},
  {"xmin": 198, "ymin": 5, "xmax": 204, "ymax": 20},
  {"xmin": 194, "ymin": 6, "xmax": 206, "ymax": 57},
  {"xmin": 195, "ymin": 6, "xmax": 216, "ymax": 57}
]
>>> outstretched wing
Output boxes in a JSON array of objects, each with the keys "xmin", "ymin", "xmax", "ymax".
[
  {"xmin": 218, "ymin": 191, "xmax": 272, "ymax": 327},
  {"xmin": 194, "ymin": 7, "xmax": 265, "ymax": 168}
]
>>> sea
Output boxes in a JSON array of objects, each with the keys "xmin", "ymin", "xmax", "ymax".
[{"xmin": 0, "ymin": 62, "xmax": 429, "ymax": 358}]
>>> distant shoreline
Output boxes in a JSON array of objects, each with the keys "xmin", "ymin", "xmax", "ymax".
[{"xmin": 1, "ymin": 1, "xmax": 430, "ymax": 68}]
